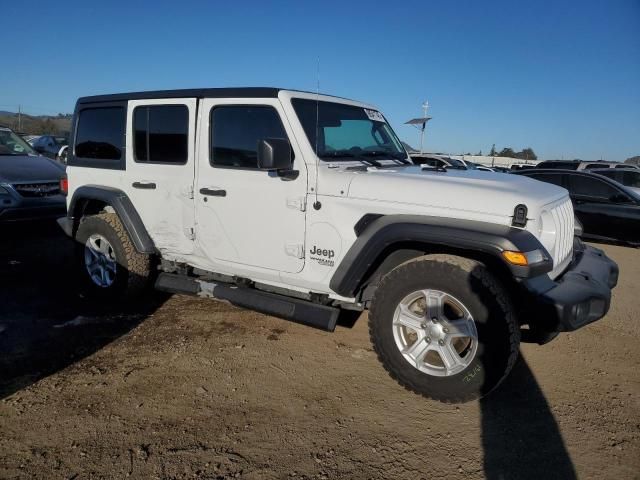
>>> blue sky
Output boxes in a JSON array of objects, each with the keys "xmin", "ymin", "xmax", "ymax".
[{"xmin": 1, "ymin": 0, "xmax": 638, "ymax": 160}]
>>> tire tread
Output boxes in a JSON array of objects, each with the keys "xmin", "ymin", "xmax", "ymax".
[{"xmin": 369, "ymin": 254, "xmax": 520, "ymax": 403}]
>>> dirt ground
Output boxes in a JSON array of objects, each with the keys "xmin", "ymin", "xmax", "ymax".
[{"xmin": 1, "ymin": 223, "xmax": 638, "ymax": 480}]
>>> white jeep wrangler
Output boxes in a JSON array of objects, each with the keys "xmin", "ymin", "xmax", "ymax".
[{"xmin": 58, "ymin": 88, "xmax": 618, "ymax": 403}]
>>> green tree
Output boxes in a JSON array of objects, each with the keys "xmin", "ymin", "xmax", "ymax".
[
  {"xmin": 498, "ymin": 147, "xmax": 516, "ymax": 158},
  {"xmin": 489, "ymin": 144, "xmax": 497, "ymax": 156},
  {"xmin": 519, "ymin": 148, "xmax": 537, "ymax": 160}
]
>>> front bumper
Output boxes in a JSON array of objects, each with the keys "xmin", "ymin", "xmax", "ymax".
[
  {"xmin": 523, "ymin": 238, "xmax": 618, "ymax": 334},
  {"xmin": 0, "ymin": 188, "xmax": 66, "ymax": 223},
  {"xmin": 0, "ymin": 203, "xmax": 66, "ymax": 222}
]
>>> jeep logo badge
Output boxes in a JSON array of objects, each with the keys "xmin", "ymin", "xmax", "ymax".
[{"xmin": 309, "ymin": 246, "xmax": 335, "ymax": 267}]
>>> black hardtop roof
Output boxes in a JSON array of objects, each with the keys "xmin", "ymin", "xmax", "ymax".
[{"xmin": 77, "ymin": 87, "xmax": 351, "ymax": 104}]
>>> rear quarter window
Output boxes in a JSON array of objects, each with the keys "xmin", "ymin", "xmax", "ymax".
[{"xmin": 71, "ymin": 104, "xmax": 126, "ymax": 169}]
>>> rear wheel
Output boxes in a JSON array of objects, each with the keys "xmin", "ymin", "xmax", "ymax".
[
  {"xmin": 369, "ymin": 254, "xmax": 519, "ymax": 403},
  {"xmin": 75, "ymin": 213, "xmax": 152, "ymax": 299}
]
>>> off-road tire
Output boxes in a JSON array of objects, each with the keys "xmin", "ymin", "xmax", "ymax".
[
  {"xmin": 75, "ymin": 213, "xmax": 152, "ymax": 300},
  {"xmin": 369, "ymin": 254, "xmax": 520, "ymax": 403}
]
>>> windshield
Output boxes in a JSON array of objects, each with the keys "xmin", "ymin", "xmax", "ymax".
[
  {"xmin": 0, "ymin": 128, "xmax": 37, "ymax": 156},
  {"xmin": 292, "ymin": 99, "xmax": 407, "ymax": 161}
]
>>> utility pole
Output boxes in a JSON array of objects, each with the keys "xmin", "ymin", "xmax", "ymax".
[
  {"xmin": 420, "ymin": 101, "xmax": 429, "ymax": 154},
  {"xmin": 17, "ymin": 105, "xmax": 22, "ymax": 132},
  {"xmin": 405, "ymin": 100, "xmax": 432, "ymax": 155}
]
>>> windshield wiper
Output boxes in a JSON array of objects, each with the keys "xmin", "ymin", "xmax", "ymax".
[
  {"xmin": 320, "ymin": 150, "xmax": 382, "ymax": 167},
  {"xmin": 360, "ymin": 150, "xmax": 412, "ymax": 165}
]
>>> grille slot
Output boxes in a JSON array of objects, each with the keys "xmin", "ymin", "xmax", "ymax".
[
  {"xmin": 12, "ymin": 182, "xmax": 61, "ymax": 198},
  {"xmin": 549, "ymin": 197, "xmax": 574, "ymax": 273}
]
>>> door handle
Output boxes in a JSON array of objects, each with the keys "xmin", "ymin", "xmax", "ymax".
[
  {"xmin": 132, "ymin": 181, "xmax": 157, "ymax": 190},
  {"xmin": 200, "ymin": 187, "xmax": 227, "ymax": 197}
]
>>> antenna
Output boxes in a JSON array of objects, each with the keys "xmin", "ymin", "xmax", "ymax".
[{"xmin": 313, "ymin": 57, "xmax": 321, "ymax": 210}]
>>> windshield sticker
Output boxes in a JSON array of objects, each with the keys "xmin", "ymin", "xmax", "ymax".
[{"xmin": 364, "ymin": 109, "xmax": 385, "ymax": 122}]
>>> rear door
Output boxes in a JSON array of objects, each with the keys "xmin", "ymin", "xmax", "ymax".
[{"xmin": 123, "ymin": 98, "xmax": 197, "ymax": 256}]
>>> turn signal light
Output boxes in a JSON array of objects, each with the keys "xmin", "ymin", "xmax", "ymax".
[
  {"xmin": 60, "ymin": 176, "xmax": 68, "ymax": 196},
  {"xmin": 502, "ymin": 251, "xmax": 528, "ymax": 266}
]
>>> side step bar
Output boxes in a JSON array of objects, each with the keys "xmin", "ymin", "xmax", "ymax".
[{"xmin": 155, "ymin": 273, "xmax": 339, "ymax": 332}]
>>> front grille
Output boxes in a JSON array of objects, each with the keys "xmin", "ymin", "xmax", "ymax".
[
  {"xmin": 12, "ymin": 182, "xmax": 61, "ymax": 198},
  {"xmin": 549, "ymin": 197, "xmax": 574, "ymax": 272}
]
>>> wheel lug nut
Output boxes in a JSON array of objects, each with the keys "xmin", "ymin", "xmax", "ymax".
[
  {"xmin": 431, "ymin": 317, "xmax": 438, "ymax": 323},
  {"xmin": 438, "ymin": 339, "xmax": 445, "ymax": 346},
  {"xmin": 443, "ymin": 327, "xmax": 449, "ymax": 333},
  {"xmin": 426, "ymin": 336, "xmax": 431, "ymax": 343}
]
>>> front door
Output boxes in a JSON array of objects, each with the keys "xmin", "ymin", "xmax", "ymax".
[{"xmin": 194, "ymin": 98, "xmax": 307, "ymax": 274}]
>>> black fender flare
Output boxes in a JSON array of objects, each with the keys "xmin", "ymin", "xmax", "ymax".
[
  {"xmin": 63, "ymin": 185, "xmax": 156, "ymax": 254},
  {"xmin": 329, "ymin": 214, "xmax": 552, "ymax": 298}
]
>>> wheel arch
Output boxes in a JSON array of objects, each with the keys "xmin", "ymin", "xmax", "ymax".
[
  {"xmin": 67, "ymin": 185, "xmax": 156, "ymax": 254},
  {"xmin": 330, "ymin": 214, "xmax": 552, "ymax": 302}
]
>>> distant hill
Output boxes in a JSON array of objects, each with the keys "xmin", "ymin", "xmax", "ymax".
[{"xmin": 0, "ymin": 111, "xmax": 72, "ymax": 135}]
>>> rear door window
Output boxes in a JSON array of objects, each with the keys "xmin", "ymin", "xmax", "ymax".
[{"xmin": 133, "ymin": 105, "xmax": 188, "ymax": 164}]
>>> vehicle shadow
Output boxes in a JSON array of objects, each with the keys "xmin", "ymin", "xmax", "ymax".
[
  {"xmin": 0, "ymin": 222, "xmax": 164, "ymax": 400},
  {"xmin": 480, "ymin": 355, "xmax": 577, "ymax": 480}
]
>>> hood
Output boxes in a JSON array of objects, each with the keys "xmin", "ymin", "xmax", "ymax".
[
  {"xmin": 343, "ymin": 165, "xmax": 568, "ymax": 219},
  {"xmin": 0, "ymin": 155, "xmax": 65, "ymax": 183}
]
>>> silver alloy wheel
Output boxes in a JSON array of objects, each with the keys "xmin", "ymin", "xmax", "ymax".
[
  {"xmin": 84, "ymin": 234, "xmax": 117, "ymax": 288},
  {"xmin": 392, "ymin": 289, "xmax": 478, "ymax": 377}
]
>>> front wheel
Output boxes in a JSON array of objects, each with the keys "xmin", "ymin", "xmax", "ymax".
[{"xmin": 369, "ymin": 254, "xmax": 520, "ymax": 403}]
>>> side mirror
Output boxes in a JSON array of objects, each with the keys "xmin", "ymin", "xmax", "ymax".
[{"xmin": 257, "ymin": 138, "xmax": 292, "ymax": 171}]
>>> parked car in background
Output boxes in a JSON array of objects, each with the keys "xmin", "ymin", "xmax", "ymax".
[
  {"xmin": 589, "ymin": 168, "xmax": 640, "ymax": 194},
  {"xmin": 515, "ymin": 169, "xmax": 640, "ymax": 246},
  {"xmin": 535, "ymin": 160, "xmax": 638, "ymax": 171},
  {"xmin": 458, "ymin": 158, "xmax": 493, "ymax": 172},
  {"xmin": 465, "ymin": 161, "xmax": 494, "ymax": 172},
  {"xmin": 22, "ymin": 135, "xmax": 41, "ymax": 144},
  {"xmin": 510, "ymin": 163, "xmax": 537, "ymax": 171},
  {"xmin": 0, "ymin": 126, "xmax": 66, "ymax": 222},
  {"xmin": 31, "ymin": 135, "xmax": 69, "ymax": 163},
  {"xmin": 410, "ymin": 154, "xmax": 467, "ymax": 170}
]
